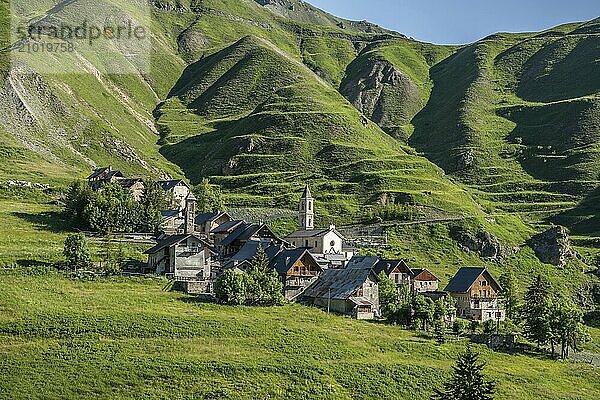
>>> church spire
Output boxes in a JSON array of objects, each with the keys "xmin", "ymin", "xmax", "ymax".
[{"xmin": 299, "ymin": 184, "xmax": 314, "ymax": 230}]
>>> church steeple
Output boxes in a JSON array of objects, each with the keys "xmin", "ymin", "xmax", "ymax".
[{"xmin": 299, "ymin": 184, "xmax": 314, "ymax": 230}]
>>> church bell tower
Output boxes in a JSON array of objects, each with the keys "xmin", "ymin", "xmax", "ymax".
[{"xmin": 299, "ymin": 184, "xmax": 314, "ymax": 230}]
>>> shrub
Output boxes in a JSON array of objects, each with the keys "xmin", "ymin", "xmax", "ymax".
[{"xmin": 63, "ymin": 233, "xmax": 93, "ymax": 271}]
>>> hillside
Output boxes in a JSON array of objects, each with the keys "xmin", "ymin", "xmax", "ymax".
[
  {"xmin": 156, "ymin": 34, "xmax": 481, "ymax": 221},
  {"xmin": 403, "ymin": 25, "xmax": 600, "ymax": 238},
  {"xmin": 1, "ymin": 271, "xmax": 599, "ymax": 400}
]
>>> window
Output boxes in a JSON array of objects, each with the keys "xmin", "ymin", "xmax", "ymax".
[
  {"xmin": 315, "ymin": 241, "xmax": 318, "ymax": 248},
  {"xmin": 482, "ymin": 281, "xmax": 487, "ymax": 286},
  {"xmin": 305, "ymin": 240, "xmax": 309, "ymax": 247},
  {"xmin": 330, "ymin": 240, "xmax": 335, "ymax": 247},
  {"xmin": 308, "ymin": 202, "xmax": 312, "ymax": 211}
]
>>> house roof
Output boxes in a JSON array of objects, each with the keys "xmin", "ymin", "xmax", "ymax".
[
  {"xmin": 374, "ymin": 259, "xmax": 411, "ymax": 276},
  {"xmin": 161, "ymin": 209, "xmax": 180, "ymax": 220},
  {"xmin": 105, "ymin": 170, "xmax": 124, "ymax": 180},
  {"xmin": 211, "ymin": 220, "xmax": 245, "ymax": 234},
  {"xmin": 157, "ymin": 179, "xmax": 189, "ymax": 192},
  {"xmin": 87, "ymin": 166, "xmax": 110, "ymax": 180},
  {"xmin": 270, "ymin": 248, "xmax": 320, "ymax": 274},
  {"xmin": 411, "ymin": 268, "xmax": 439, "ymax": 282},
  {"xmin": 346, "ymin": 255, "xmax": 380, "ymax": 270},
  {"xmin": 118, "ymin": 178, "xmax": 143, "ymax": 189},
  {"xmin": 195, "ymin": 211, "xmax": 230, "ymax": 226},
  {"xmin": 444, "ymin": 267, "xmax": 501, "ymax": 293},
  {"xmin": 350, "ymin": 297, "xmax": 375, "ymax": 307},
  {"xmin": 229, "ymin": 239, "xmax": 271, "ymax": 262},
  {"xmin": 145, "ymin": 234, "xmax": 209, "ymax": 254},
  {"xmin": 303, "ymin": 268, "xmax": 378, "ymax": 300}
]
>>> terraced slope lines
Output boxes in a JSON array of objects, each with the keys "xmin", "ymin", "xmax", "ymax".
[{"xmin": 156, "ymin": 35, "xmax": 480, "ymax": 218}]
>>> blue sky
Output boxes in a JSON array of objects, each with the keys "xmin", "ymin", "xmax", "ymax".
[{"xmin": 308, "ymin": 0, "xmax": 599, "ymax": 44}]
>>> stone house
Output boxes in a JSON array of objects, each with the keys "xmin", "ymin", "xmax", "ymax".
[
  {"xmin": 374, "ymin": 259, "xmax": 413, "ymax": 286},
  {"xmin": 144, "ymin": 233, "xmax": 214, "ymax": 281},
  {"xmin": 158, "ymin": 179, "xmax": 191, "ymax": 210},
  {"xmin": 444, "ymin": 267, "xmax": 505, "ymax": 323},
  {"xmin": 302, "ymin": 268, "xmax": 380, "ymax": 319},
  {"xmin": 87, "ymin": 166, "xmax": 124, "ymax": 190},
  {"xmin": 118, "ymin": 178, "xmax": 145, "ymax": 202},
  {"xmin": 195, "ymin": 211, "xmax": 233, "ymax": 237}
]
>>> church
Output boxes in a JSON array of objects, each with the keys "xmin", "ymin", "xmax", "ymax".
[{"xmin": 285, "ymin": 185, "xmax": 354, "ymax": 266}]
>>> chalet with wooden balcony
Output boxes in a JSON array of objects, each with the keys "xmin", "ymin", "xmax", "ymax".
[
  {"xmin": 444, "ymin": 267, "xmax": 505, "ymax": 323},
  {"xmin": 270, "ymin": 247, "xmax": 323, "ymax": 300}
]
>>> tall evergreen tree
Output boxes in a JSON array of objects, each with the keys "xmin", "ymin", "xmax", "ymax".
[
  {"xmin": 498, "ymin": 269, "xmax": 520, "ymax": 321},
  {"xmin": 523, "ymin": 274, "xmax": 553, "ymax": 348},
  {"xmin": 432, "ymin": 346, "xmax": 495, "ymax": 400}
]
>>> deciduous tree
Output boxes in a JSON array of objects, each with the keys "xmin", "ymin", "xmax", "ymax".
[{"xmin": 63, "ymin": 233, "xmax": 92, "ymax": 271}]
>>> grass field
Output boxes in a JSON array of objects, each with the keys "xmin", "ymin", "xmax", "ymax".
[{"xmin": 0, "ymin": 270, "xmax": 598, "ymax": 400}]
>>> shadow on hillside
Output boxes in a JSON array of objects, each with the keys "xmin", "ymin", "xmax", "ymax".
[
  {"xmin": 553, "ymin": 186, "xmax": 600, "ymax": 236},
  {"xmin": 12, "ymin": 210, "xmax": 70, "ymax": 233}
]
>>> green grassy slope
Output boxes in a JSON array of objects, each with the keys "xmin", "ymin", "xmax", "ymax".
[
  {"xmin": 340, "ymin": 39, "xmax": 455, "ymax": 140},
  {"xmin": 1, "ymin": 271, "xmax": 598, "ymax": 400},
  {"xmin": 156, "ymin": 35, "xmax": 481, "ymax": 221},
  {"xmin": 405, "ymin": 25, "xmax": 600, "ymax": 238}
]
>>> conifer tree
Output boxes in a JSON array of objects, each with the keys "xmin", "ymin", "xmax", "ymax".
[
  {"xmin": 498, "ymin": 269, "xmax": 520, "ymax": 321},
  {"xmin": 523, "ymin": 274, "xmax": 552, "ymax": 348},
  {"xmin": 432, "ymin": 346, "xmax": 495, "ymax": 400}
]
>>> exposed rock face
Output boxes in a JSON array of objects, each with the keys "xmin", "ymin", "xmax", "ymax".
[
  {"xmin": 527, "ymin": 226, "xmax": 576, "ymax": 266},
  {"xmin": 340, "ymin": 58, "xmax": 421, "ymax": 140},
  {"xmin": 453, "ymin": 230, "xmax": 504, "ymax": 260}
]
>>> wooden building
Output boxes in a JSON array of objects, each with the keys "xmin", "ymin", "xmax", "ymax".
[{"xmin": 444, "ymin": 267, "xmax": 505, "ymax": 323}]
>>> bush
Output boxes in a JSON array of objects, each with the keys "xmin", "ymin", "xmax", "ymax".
[
  {"xmin": 452, "ymin": 318, "xmax": 471, "ymax": 336},
  {"xmin": 63, "ymin": 233, "xmax": 93, "ymax": 271}
]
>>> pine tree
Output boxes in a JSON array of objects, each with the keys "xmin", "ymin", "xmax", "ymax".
[
  {"xmin": 432, "ymin": 346, "xmax": 495, "ymax": 400},
  {"xmin": 523, "ymin": 274, "xmax": 552, "ymax": 348},
  {"xmin": 498, "ymin": 269, "xmax": 520, "ymax": 321}
]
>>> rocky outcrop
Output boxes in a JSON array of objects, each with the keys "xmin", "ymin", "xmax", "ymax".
[
  {"xmin": 527, "ymin": 226, "xmax": 577, "ymax": 266},
  {"xmin": 340, "ymin": 57, "xmax": 421, "ymax": 140},
  {"xmin": 452, "ymin": 229, "xmax": 505, "ymax": 260}
]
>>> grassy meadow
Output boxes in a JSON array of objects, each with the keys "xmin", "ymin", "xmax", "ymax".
[{"xmin": 0, "ymin": 270, "xmax": 599, "ymax": 400}]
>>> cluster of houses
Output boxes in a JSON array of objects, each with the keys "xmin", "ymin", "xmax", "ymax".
[{"xmin": 88, "ymin": 167, "xmax": 506, "ymax": 322}]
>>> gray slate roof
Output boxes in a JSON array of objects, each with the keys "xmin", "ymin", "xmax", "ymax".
[
  {"xmin": 303, "ymin": 268, "xmax": 377, "ymax": 300},
  {"xmin": 346, "ymin": 255, "xmax": 380, "ymax": 270},
  {"xmin": 157, "ymin": 180, "xmax": 189, "ymax": 192},
  {"xmin": 87, "ymin": 166, "xmax": 110, "ymax": 180},
  {"xmin": 270, "ymin": 248, "xmax": 319, "ymax": 274},
  {"xmin": 195, "ymin": 211, "xmax": 229, "ymax": 226},
  {"xmin": 211, "ymin": 220, "xmax": 244, "ymax": 234},
  {"xmin": 145, "ymin": 234, "xmax": 208, "ymax": 254},
  {"xmin": 444, "ymin": 267, "xmax": 501, "ymax": 293},
  {"xmin": 374, "ymin": 259, "xmax": 410, "ymax": 275}
]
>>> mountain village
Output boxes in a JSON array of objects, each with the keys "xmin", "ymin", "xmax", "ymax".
[{"xmin": 87, "ymin": 166, "xmax": 506, "ymax": 322}]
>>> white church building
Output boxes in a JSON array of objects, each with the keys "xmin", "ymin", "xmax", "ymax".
[{"xmin": 285, "ymin": 185, "xmax": 353, "ymax": 267}]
